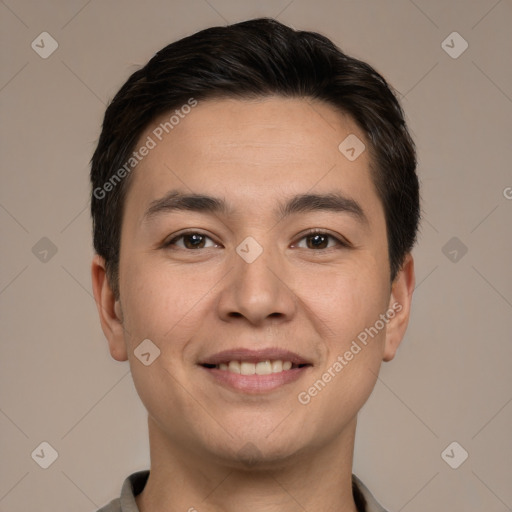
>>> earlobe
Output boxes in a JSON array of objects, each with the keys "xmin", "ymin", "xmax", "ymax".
[
  {"xmin": 91, "ymin": 254, "xmax": 128, "ymax": 361},
  {"xmin": 383, "ymin": 253, "xmax": 415, "ymax": 362}
]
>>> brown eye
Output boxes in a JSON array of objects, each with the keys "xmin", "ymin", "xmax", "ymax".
[
  {"xmin": 165, "ymin": 231, "xmax": 217, "ymax": 250},
  {"xmin": 182, "ymin": 233, "xmax": 206, "ymax": 249},
  {"xmin": 294, "ymin": 230, "xmax": 347, "ymax": 250},
  {"xmin": 306, "ymin": 233, "xmax": 330, "ymax": 249}
]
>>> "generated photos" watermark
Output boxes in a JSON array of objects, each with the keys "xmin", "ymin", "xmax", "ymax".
[
  {"xmin": 298, "ymin": 301, "xmax": 403, "ymax": 405},
  {"xmin": 93, "ymin": 97, "xmax": 198, "ymax": 200}
]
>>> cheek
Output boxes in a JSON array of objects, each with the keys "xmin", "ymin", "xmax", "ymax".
[
  {"xmin": 307, "ymin": 259, "xmax": 389, "ymax": 339},
  {"xmin": 118, "ymin": 264, "xmax": 207, "ymax": 432},
  {"xmin": 120, "ymin": 257, "xmax": 194, "ymax": 332}
]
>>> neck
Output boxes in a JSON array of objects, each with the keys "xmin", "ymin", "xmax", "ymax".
[{"xmin": 136, "ymin": 416, "xmax": 359, "ymax": 512}]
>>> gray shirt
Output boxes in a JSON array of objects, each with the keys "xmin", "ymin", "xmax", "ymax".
[{"xmin": 96, "ymin": 470, "xmax": 389, "ymax": 512}]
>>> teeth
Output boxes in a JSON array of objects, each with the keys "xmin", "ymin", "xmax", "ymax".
[
  {"xmin": 228, "ymin": 361, "xmax": 241, "ymax": 374},
  {"xmin": 256, "ymin": 361, "xmax": 272, "ymax": 375},
  {"xmin": 271, "ymin": 360, "xmax": 283, "ymax": 373},
  {"xmin": 215, "ymin": 360, "xmax": 299, "ymax": 374},
  {"xmin": 240, "ymin": 361, "xmax": 256, "ymax": 375}
]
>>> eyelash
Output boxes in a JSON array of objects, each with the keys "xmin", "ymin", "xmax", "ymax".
[{"xmin": 163, "ymin": 229, "xmax": 350, "ymax": 251}]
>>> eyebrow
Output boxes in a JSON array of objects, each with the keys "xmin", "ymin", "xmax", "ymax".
[{"xmin": 142, "ymin": 190, "xmax": 368, "ymax": 226}]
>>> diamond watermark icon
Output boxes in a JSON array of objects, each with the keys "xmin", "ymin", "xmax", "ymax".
[
  {"xmin": 442, "ymin": 237, "xmax": 468, "ymax": 263},
  {"xmin": 236, "ymin": 236, "xmax": 263, "ymax": 263},
  {"xmin": 441, "ymin": 441, "xmax": 468, "ymax": 469},
  {"xmin": 338, "ymin": 134, "xmax": 365, "ymax": 161},
  {"xmin": 441, "ymin": 32, "xmax": 468, "ymax": 59},
  {"xmin": 134, "ymin": 338, "xmax": 161, "ymax": 366},
  {"xmin": 31, "ymin": 441, "xmax": 59, "ymax": 469},
  {"xmin": 31, "ymin": 32, "xmax": 59, "ymax": 59},
  {"xmin": 32, "ymin": 237, "xmax": 58, "ymax": 263},
  {"xmin": 237, "ymin": 442, "xmax": 263, "ymax": 468}
]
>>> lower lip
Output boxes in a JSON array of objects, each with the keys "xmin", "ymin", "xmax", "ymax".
[{"xmin": 200, "ymin": 366, "xmax": 311, "ymax": 393}]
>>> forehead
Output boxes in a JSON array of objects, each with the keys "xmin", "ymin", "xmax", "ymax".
[
  {"xmin": 145, "ymin": 96, "xmax": 362, "ymax": 167},
  {"xmin": 123, "ymin": 96, "xmax": 382, "ymax": 224}
]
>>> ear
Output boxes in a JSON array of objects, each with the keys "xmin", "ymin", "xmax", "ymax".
[
  {"xmin": 383, "ymin": 253, "xmax": 415, "ymax": 362},
  {"xmin": 91, "ymin": 254, "xmax": 128, "ymax": 361}
]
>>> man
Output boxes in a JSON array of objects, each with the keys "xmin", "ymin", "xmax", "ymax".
[{"xmin": 91, "ymin": 17, "xmax": 419, "ymax": 512}]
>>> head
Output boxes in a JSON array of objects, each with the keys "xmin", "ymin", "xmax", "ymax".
[{"xmin": 91, "ymin": 18, "xmax": 419, "ymax": 466}]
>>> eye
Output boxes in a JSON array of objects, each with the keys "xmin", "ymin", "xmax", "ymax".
[
  {"xmin": 163, "ymin": 229, "xmax": 349, "ymax": 251},
  {"xmin": 164, "ymin": 231, "xmax": 220, "ymax": 250},
  {"xmin": 293, "ymin": 229, "xmax": 349, "ymax": 250}
]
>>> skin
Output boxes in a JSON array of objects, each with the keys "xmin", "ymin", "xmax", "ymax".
[{"xmin": 92, "ymin": 96, "xmax": 415, "ymax": 512}]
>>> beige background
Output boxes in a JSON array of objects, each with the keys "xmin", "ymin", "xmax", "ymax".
[{"xmin": 1, "ymin": 1, "xmax": 511, "ymax": 511}]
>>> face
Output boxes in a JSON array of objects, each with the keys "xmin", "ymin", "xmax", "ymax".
[{"xmin": 93, "ymin": 96, "xmax": 414, "ymax": 467}]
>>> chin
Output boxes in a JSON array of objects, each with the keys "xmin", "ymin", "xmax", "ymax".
[{"xmin": 203, "ymin": 427, "xmax": 310, "ymax": 471}]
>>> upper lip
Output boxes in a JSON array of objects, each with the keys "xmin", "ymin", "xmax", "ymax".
[{"xmin": 199, "ymin": 348, "xmax": 312, "ymax": 366}]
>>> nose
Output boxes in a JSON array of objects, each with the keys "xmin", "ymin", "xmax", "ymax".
[{"xmin": 215, "ymin": 237, "xmax": 297, "ymax": 326}]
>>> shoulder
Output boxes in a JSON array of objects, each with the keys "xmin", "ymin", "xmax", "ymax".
[
  {"xmin": 95, "ymin": 470, "xmax": 150, "ymax": 512},
  {"xmin": 95, "ymin": 498, "xmax": 121, "ymax": 512},
  {"xmin": 352, "ymin": 474, "xmax": 390, "ymax": 512}
]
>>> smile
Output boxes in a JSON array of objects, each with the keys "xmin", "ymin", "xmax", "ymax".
[
  {"xmin": 198, "ymin": 348, "xmax": 313, "ymax": 393},
  {"xmin": 203, "ymin": 360, "xmax": 308, "ymax": 375}
]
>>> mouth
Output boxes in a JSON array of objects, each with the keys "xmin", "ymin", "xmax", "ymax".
[
  {"xmin": 198, "ymin": 348, "xmax": 313, "ymax": 393},
  {"xmin": 202, "ymin": 360, "xmax": 310, "ymax": 374}
]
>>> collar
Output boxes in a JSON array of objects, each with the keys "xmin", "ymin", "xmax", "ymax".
[{"xmin": 117, "ymin": 470, "xmax": 389, "ymax": 512}]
